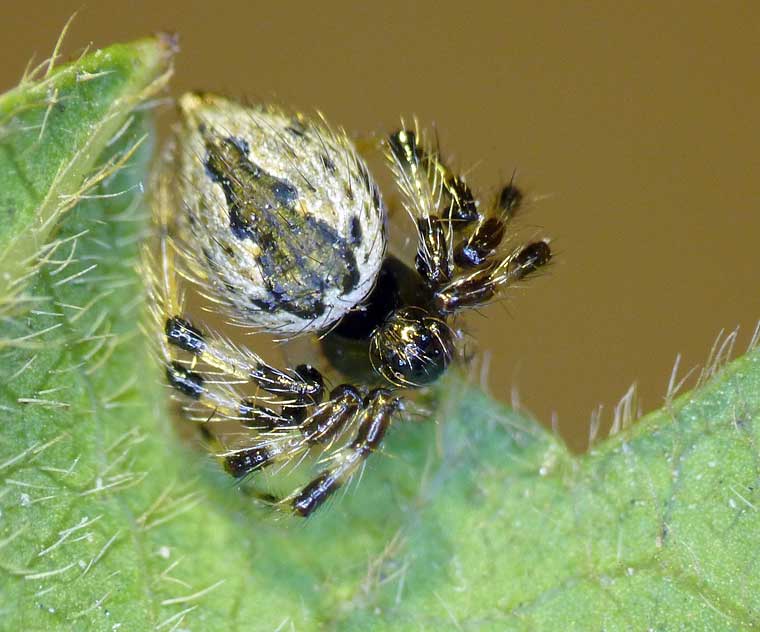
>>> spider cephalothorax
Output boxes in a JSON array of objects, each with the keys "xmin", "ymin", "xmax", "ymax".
[{"xmin": 144, "ymin": 93, "xmax": 551, "ymax": 517}]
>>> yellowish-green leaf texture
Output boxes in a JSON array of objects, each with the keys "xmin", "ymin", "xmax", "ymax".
[{"xmin": 1, "ymin": 38, "xmax": 759, "ymax": 631}]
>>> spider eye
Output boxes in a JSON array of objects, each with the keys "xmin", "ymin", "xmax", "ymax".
[{"xmin": 370, "ymin": 308, "xmax": 455, "ymax": 387}]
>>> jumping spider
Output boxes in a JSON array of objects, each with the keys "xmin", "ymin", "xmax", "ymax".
[{"xmin": 144, "ymin": 93, "xmax": 551, "ymax": 517}]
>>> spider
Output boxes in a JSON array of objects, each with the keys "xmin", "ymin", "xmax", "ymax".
[{"xmin": 144, "ymin": 92, "xmax": 551, "ymax": 517}]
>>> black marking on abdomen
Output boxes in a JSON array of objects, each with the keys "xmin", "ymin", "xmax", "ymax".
[
  {"xmin": 340, "ymin": 256, "xmax": 360, "ymax": 295},
  {"xmin": 271, "ymin": 180, "xmax": 298, "ymax": 207},
  {"xmin": 203, "ymin": 133, "xmax": 361, "ymax": 320},
  {"xmin": 350, "ymin": 216, "xmax": 362, "ymax": 245},
  {"xmin": 320, "ymin": 154, "xmax": 336, "ymax": 174}
]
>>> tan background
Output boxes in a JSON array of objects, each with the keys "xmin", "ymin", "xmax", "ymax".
[{"xmin": 3, "ymin": 2, "xmax": 757, "ymax": 451}]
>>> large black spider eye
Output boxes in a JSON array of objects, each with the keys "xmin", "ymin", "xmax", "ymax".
[{"xmin": 370, "ymin": 307, "xmax": 455, "ymax": 387}]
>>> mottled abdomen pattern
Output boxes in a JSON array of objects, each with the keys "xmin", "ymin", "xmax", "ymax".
[{"xmin": 173, "ymin": 93, "xmax": 386, "ymax": 333}]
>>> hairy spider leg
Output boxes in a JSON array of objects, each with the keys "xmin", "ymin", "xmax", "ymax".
[
  {"xmin": 386, "ymin": 123, "xmax": 455, "ymax": 287},
  {"xmin": 224, "ymin": 383, "xmax": 364, "ymax": 478},
  {"xmin": 433, "ymin": 240, "xmax": 551, "ymax": 313},
  {"xmin": 286, "ymin": 388, "xmax": 403, "ymax": 517},
  {"xmin": 453, "ymin": 176, "xmax": 524, "ymax": 269},
  {"xmin": 385, "ymin": 124, "xmax": 552, "ymax": 311},
  {"xmin": 227, "ymin": 385, "xmax": 404, "ymax": 518}
]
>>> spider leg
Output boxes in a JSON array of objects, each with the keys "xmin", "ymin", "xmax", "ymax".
[
  {"xmin": 387, "ymin": 125, "xmax": 480, "ymax": 227},
  {"xmin": 385, "ymin": 124, "xmax": 455, "ymax": 287},
  {"xmin": 386, "ymin": 122, "xmax": 496, "ymax": 289},
  {"xmin": 384, "ymin": 121, "xmax": 552, "ymax": 314},
  {"xmin": 452, "ymin": 178, "xmax": 524, "ymax": 270},
  {"xmin": 163, "ymin": 315, "xmax": 324, "ymax": 404},
  {"xmin": 161, "ymin": 372, "xmax": 368, "ymax": 493},
  {"xmin": 433, "ymin": 240, "xmax": 552, "ymax": 313},
  {"xmin": 222, "ymin": 383, "xmax": 365, "ymax": 479},
  {"xmin": 285, "ymin": 388, "xmax": 403, "ymax": 517},
  {"xmin": 160, "ymin": 325, "xmax": 397, "ymax": 518}
]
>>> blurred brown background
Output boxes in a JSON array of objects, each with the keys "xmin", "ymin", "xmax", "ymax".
[{"xmin": 3, "ymin": 2, "xmax": 757, "ymax": 451}]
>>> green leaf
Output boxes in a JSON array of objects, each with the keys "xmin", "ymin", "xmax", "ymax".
[
  {"xmin": 1, "ymin": 37, "xmax": 759, "ymax": 631},
  {"xmin": 0, "ymin": 32, "xmax": 173, "ymax": 313}
]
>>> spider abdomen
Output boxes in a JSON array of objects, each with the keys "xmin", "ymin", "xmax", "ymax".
[{"xmin": 173, "ymin": 93, "xmax": 386, "ymax": 333}]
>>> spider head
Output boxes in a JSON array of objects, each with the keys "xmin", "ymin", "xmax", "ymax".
[{"xmin": 370, "ymin": 307, "xmax": 455, "ymax": 387}]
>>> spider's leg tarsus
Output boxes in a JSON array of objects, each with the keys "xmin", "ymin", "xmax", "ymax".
[
  {"xmin": 415, "ymin": 215, "xmax": 452, "ymax": 285},
  {"xmin": 300, "ymin": 384, "xmax": 363, "ymax": 445},
  {"xmin": 511, "ymin": 240, "xmax": 552, "ymax": 280},
  {"xmin": 442, "ymin": 174, "xmax": 479, "ymax": 225},
  {"xmin": 453, "ymin": 181, "xmax": 525, "ymax": 270},
  {"xmin": 497, "ymin": 182, "xmax": 523, "ymax": 220},
  {"xmin": 453, "ymin": 217, "xmax": 506, "ymax": 268},
  {"xmin": 249, "ymin": 362, "xmax": 325, "ymax": 403}
]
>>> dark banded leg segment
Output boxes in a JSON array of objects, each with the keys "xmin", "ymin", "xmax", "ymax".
[
  {"xmin": 164, "ymin": 315, "xmax": 325, "ymax": 405},
  {"xmin": 387, "ymin": 127, "xmax": 480, "ymax": 228},
  {"xmin": 291, "ymin": 388, "xmax": 403, "ymax": 517},
  {"xmin": 222, "ymin": 384, "xmax": 364, "ymax": 480},
  {"xmin": 434, "ymin": 240, "xmax": 552, "ymax": 313},
  {"xmin": 162, "ymin": 311, "xmax": 371, "ymax": 494},
  {"xmin": 164, "ymin": 361, "xmax": 253, "ymax": 417},
  {"xmin": 453, "ymin": 180, "xmax": 522, "ymax": 270}
]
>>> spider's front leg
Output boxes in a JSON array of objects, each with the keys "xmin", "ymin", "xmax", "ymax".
[
  {"xmin": 164, "ymin": 316, "xmax": 324, "ymax": 406},
  {"xmin": 162, "ymin": 312, "xmax": 333, "ymax": 452},
  {"xmin": 433, "ymin": 240, "xmax": 552, "ymax": 312},
  {"xmin": 386, "ymin": 124, "xmax": 552, "ymax": 311},
  {"xmin": 386, "ymin": 126, "xmax": 470, "ymax": 286},
  {"xmin": 156, "ymin": 282, "xmax": 394, "ymax": 511}
]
